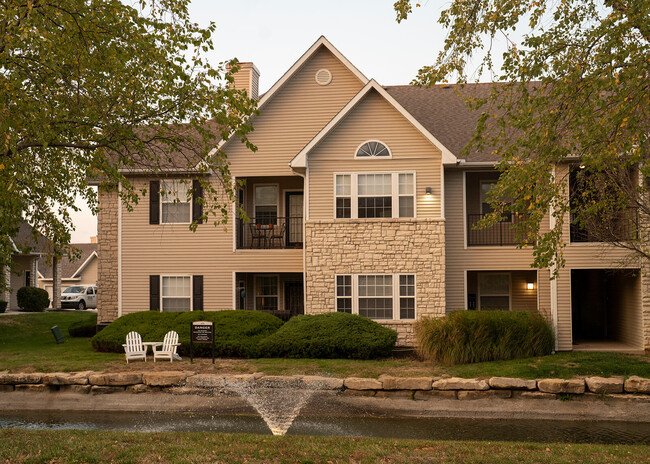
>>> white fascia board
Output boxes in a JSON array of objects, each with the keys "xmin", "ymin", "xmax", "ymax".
[
  {"xmin": 217, "ymin": 36, "xmax": 369, "ymax": 156},
  {"xmin": 70, "ymin": 251, "xmax": 98, "ymax": 279},
  {"xmin": 290, "ymin": 80, "xmax": 458, "ymax": 168}
]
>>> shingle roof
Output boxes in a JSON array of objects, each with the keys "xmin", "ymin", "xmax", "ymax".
[
  {"xmin": 385, "ymin": 83, "xmax": 501, "ymax": 162},
  {"xmin": 38, "ymin": 243, "xmax": 97, "ymax": 280},
  {"xmin": 10, "ymin": 222, "xmax": 53, "ymax": 255}
]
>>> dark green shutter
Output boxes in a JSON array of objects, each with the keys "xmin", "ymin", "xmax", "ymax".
[
  {"xmin": 149, "ymin": 180, "xmax": 160, "ymax": 224},
  {"xmin": 150, "ymin": 275, "xmax": 160, "ymax": 311},
  {"xmin": 193, "ymin": 275, "xmax": 203, "ymax": 311},
  {"xmin": 192, "ymin": 179, "xmax": 203, "ymax": 224}
]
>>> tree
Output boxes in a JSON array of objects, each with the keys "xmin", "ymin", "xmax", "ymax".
[
  {"xmin": 394, "ymin": 0, "xmax": 649, "ymax": 271},
  {"xmin": 0, "ymin": 0, "xmax": 257, "ymax": 284}
]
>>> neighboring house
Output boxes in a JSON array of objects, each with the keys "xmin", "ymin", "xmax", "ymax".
[
  {"xmin": 94, "ymin": 37, "xmax": 649, "ymax": 352},
  {"xmin": 38, "ymin": 242, "xmax": 98, "ymax": 307},
  {"xmin": 2, "ymin": 222, "xmax": 61, "ymax": 310}
]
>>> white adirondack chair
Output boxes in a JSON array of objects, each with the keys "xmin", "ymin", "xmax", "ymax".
[
  {"xmin": 122, "ymin": 331, "xmax": 146, "ymax": 363},
  {"xmin": 153, "ymin": 330, "xmax": 181, "ymax": 362}
]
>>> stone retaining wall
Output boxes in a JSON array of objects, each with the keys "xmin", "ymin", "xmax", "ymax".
[{"xmin": 1, "ymin": 372, "xmax": 649, "ymax": 401}]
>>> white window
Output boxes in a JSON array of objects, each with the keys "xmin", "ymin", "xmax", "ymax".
[
  {"xmin": 336, "ymin": 275, "xmax": 352, "ymax": 313},
  {"xmin": 334, "ymin": 173, "xmax": 415, "ymax": 219},
  {"xmin": 336, "ymin": 274, "xmax": 416, "ymax": 320},
  {"xmin": 255, "ymin": 275, "xmax": 278, "ymax": 311},
  {"xmin": 161, "ymin": 180, "xmax": 191, "ymax": 224},
  {"xmin": 161, "ymin": 276, "xmax": 192, "ymax": 312},
  {"xmin": 478, "ymin": 273, "xmax": 510, "ymax": 310},
  {"xmin": 355, "ymin": 141, "xmax": 391, "ymax": 158},
  {"xmin": 254, "ymin": 185, "xmax": 278, "ymax": 225},
  {"xmin": 335, "ymin": 175, "xmax": 351, "ymax": 219}
]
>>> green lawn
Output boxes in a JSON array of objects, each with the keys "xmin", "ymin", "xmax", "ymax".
[
  {"xmin": 1, "ymin": 312, "xmax": 649, "ymax": 379},
  {"xmin": 0, "ymin": 429, "xmax": 647, "ymax": 464}
]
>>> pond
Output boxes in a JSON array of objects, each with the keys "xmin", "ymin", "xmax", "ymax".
[{"xmin": 1, "ymin": 410, "xmax": 649, "ymax": 445}]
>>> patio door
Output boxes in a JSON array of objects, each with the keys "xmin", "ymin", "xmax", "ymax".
[
  {"xmin": 284, "ymin": 281, "xmax": 304, "ymax": 317},
  {"xmin": 285, "ymin": 192, "xmax": 303, "ymax": 247}
]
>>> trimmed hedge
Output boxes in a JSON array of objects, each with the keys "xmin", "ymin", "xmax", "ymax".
[
  {"xmin": 68, "ymin": 314, "xmax": 98, "ymax": 337},
  {"xmin": 415, "ymin": 310, "xmax": 555, "ymax": 365},
  {"xmin": 258, "ymin": 312, "xmax": 397, "ymax": 359},
  {"xmin": 91, "ymin": 310, "xmax": 284, "ymax": 358},
  {"xmin": 16, "ymin": 286, "xmax": 50, "ymax": 312}
]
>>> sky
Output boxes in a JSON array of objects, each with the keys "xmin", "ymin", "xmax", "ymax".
[{"xmin": 70, "ymin": 0, "xmax": 499, "ymax": 242}]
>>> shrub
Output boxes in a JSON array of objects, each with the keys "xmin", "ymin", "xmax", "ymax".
[
  {"xmin": 16, "ymin": 286, "xmax": 50, "ymax": 312},
  {"xmin": 0, "ymin": 301, "xmax": 7, "ymax": 313},
  {"xmin": 68, "ymin": 314, "xmax": 98, "ymax": 337},
  {"xmin": 91, "ymin": 310, "xmax": 284, "ymax": 358},
  {"xmin": 258, "ymin": 312, "xmax": 397, "ymax": 359},
  {"xmin": 415, "ymin": 310, "xmax": 555, "ymax": 365}
]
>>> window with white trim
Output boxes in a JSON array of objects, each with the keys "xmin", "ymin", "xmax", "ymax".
[
  {"xmin": 335, "ymin": 175, "xmax": 351, "ymax": 219},
  {"xmin": 355, "ymin": 141, "xmax": 391, "ymax": 158},
  {"xmin": 399, "ymin": 275, "xmax": 415, "ymax": 319},
  {"xmin": 255, "ymin": 185, "xmax": 278, "ymax": 225},
  {"xmin": 336, "ymin": 275, "xmax": 352, "ymax": 313},
  {"xmin": 336, "ymin": 274, "xmax": 416, "ymax": 320},
  {"xmin": 161, "ymin": 180, "xmax": 191, "ymax": 224},
  {"xmin": 335, "ymin": 173, "xmax": 415, "ymax": 219},
  {"xmin": 255, "ymin": 275, "xmax": 278, "ymax": 311},
  {"xmin": 161, "ymin": 276, "xmax": 191, "ymax": 312},
  {"xmin": 478, "ymin": 273, "xmax": 510, "ymax": 310}
]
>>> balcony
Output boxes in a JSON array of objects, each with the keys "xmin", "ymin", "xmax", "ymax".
[
  {"xmin": 570, "ymin": 208, "xmax": 638, "ymax": 243},
  {"xmin": 467, "ymin": 213, "xmax": 526, "ymax": 246},
  {"xmin": 236, "ymin": 217, "xmax": 303, "ymax": 249}
]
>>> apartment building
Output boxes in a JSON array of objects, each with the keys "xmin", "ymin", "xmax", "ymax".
[{"xmin": 96, "ymin": 37, "xmax": 649, "ymax": 351}]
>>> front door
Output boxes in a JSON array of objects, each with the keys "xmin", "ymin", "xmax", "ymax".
[
  {"xmin": 285, "ymin": 192, "xmax": 303, "ymax": 247},
  {"xmin": 284, "ymin": 281, "xmax": 304, "ymax": 317}
]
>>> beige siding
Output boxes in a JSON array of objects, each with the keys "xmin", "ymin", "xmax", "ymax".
[
  {"xmin": 116, "ymin": 45, "xmax": 365, "ymax": 317},
  {"xmin": 8, "ymin": 256, "xmax": 34, "ymax": 310},
  {"xmin": 226, "ymin": 46, "xmax": 365, "ymax": 177},
  {"xmin": 447, "ymin": 165, "xmax": 644, "ymax": 350},
  {"xmin": 609, "ymin": 272, "xmax": 643, "ymax": 347},
  {"xmin": 120, "ymin": 177, "xmax": 302, "ymax": 316},
  {"xmin": 554, "ymin": 163, "xmax": 641, "ymax": 350},
  {"xmin": 444, "ymin": 168, "xmax": 546, "ymax": 312},
  {"xmin": 308, "ymin": 90, "xmax": 443, "ymax": 219}
]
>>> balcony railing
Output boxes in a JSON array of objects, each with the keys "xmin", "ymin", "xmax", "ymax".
[
  {"xmin": 467, "ymin": 213, "xmax": 525, "ymax": 246},
  {"xmin": 237, "ymin": 217, "xmax": 303, "ymax": 249},
  {"xmin": 570, "ymin": 208, "xmax": 638, "ymax": 243}
]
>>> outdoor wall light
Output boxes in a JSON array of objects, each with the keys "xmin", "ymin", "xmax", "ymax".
[
  {"xmin": 425, "ymin": 187, "xmax": 433, "ymax": 196},
  {"xmin": 526, "ymin": 282, "xmax": 535, "ymax": 290}
]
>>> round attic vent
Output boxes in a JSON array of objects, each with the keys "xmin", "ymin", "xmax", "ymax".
[{"xmin": 315, "ymin": 68, "xmax": 332, "ymax": 86}]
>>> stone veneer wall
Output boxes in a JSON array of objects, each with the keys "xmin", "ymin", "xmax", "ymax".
[
  {"xmin": 305, "ymin": 219, "xmax": 446, "ymax": 346},
  {"xmin": 643, "ymin": 263, "xmax": 650, "ymax": 351},
  {"xmin": 97, "ymin": 187, "xmax": 119, "ymax": 324}
]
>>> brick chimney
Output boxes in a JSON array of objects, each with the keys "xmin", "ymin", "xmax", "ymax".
[{"xmin": 227, "ymin": 62, "xmax": 260, "ymax": 100}]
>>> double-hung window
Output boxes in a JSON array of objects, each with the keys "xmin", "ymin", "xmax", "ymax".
[
  {"xmin": 336, "ymin": 274, "xmax": 416, "ymax": 320},
  {"xmin": 478, "ymin": 273, "xmax": 510, "ymax": 310},
  {"xmin": 335, "ymin": 173, "xmax": 415, "ymax": 219},
  {"xmin": 161, "ymin": 180, "xmax": 191, "ymax": 223},
  {"xmin": 255, "ymin": 275, "xmax": 278, "ymax": 311},
  {"xmin": 255, "ymin": 185, "xmax": 278, "ymax": 225},
  {"xmin": 161, "ymin": 276, "xmax": 192, "ymax": 312}
]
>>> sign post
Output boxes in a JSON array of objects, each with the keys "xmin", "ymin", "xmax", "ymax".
[{"xmin": 190, "ymin": 321, "xmax": 215, "ymax": 364}]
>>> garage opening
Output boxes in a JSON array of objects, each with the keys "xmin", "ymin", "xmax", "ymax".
[{"xmin": 571, "ymin": 269, "xmax": 642, "ymax": 351}]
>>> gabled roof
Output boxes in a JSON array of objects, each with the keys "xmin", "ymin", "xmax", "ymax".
[
  {"xmin": 38, "ymin": 243, "xmax": 97, "ymax": 280},
  {"xmin": 10, "ymin": 222, "xmax": 53, "ymax": 256},
  {"xmin": 216, "ymin": 36, "xmax": 369, "ymax": 154},
  {"xmin": 290, "ymin": 80, "xmax": 457, "ymax": 168}
]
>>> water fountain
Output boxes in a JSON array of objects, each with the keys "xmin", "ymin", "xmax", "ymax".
[{"xmin": 222, "ymin": 376, "xmax": 325, "ymax": 436}]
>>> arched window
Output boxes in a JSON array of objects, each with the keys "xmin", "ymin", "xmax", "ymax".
[{"xmin": 355, "ymin": 141, "xmax": 391, "ymax": 158}]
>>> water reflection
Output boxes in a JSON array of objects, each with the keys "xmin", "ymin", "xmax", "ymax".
[{"xmin": 1, "ymin": 410, "xmax": 648, "ymax": 445}]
